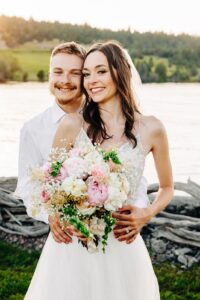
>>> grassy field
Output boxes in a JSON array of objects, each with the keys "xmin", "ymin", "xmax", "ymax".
[
  {"xmin": 0, "ymin": 50, "xmax": 50, "ymax": 81},
  {"xmin": 0, "ymin": 240, "xmax": 199, "ymax": 300}
]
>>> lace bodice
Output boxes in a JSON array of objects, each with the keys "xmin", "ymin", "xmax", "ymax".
[{"xmin": 75, "ymin": 128, "xmax": 146, "ymax": 202}]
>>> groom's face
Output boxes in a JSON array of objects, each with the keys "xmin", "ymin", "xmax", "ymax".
[{"xmin": 49, "ymin": 53, "xmax": 83, "ymax": 105}]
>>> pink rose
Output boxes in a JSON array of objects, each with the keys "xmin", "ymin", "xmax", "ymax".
[
  {"xmin": 87, "ymin": 179, "xmax": 108, "ymax": 206},
  {"xmin": 91, "ymin": 164, "xmax": 108, "ymax": 183},
  {"xmin": 41, "ymin": 190, "xmax": 50, "ymax": 203},
  {"xmin": 42, "ymin": 162, "xmax": 68, "ymax": 181},
  {"xmin": 57, "ymin": 165, "xmax": 68, "ymax": 181},
  {"xmin": 42, "ymin": 163, "xmax": 51, "ymax": 178}
]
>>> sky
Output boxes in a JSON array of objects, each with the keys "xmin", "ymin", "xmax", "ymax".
[{"xmin": 0, "ymin": 0, "xmax": 200, "ymax": 36}]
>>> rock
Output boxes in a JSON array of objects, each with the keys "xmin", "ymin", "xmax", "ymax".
[
  {"xmin": 177, "ymin": 254, "xmax": 198, "ymax": 268},
  {"xmin": 156, "ymin": 254, "xmax": 166, "ymax": 263},
  {"xmin": 177, "ymin": 254, "xmax": 188, "ymax": 266},
  {"xmin": 151, "ymin": 238, "xmax": 167, "ymax": 254},
  {"xmin": 174, "ymin": 247, "xmax": 192, "ymax": 256},
  {"xmin": 186, "ymin": 255, "xmax": 198, "ymax": 268}
]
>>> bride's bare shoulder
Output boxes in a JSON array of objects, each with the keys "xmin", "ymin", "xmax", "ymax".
[{"xmin": 139, "ymin": 115, "xmax": 166, "ymax": 137}]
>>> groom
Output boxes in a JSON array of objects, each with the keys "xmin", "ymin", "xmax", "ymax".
[{"xmin": 16, "ymin": 42, "xmax": 149, "ymax": 245}]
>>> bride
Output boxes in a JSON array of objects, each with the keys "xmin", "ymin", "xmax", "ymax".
[{"xmin": 25, "ymin": 41, "xmax": 173, "ymax": 300}]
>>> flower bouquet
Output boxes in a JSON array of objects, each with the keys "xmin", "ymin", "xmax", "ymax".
[{"xmin": 30, "ymin": 141, "xmax": 130, "ymax": 253}]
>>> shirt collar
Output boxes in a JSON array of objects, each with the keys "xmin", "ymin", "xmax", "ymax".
[{"xmin": 51, "ymin": 102, "xmax": 66, "ymax": 124}]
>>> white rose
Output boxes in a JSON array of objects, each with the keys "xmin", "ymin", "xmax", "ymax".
[
  {"xmin": 61, "ymin": 176, "xmax": 87, "ymax": 197},
  {"xmin": 104, "ymin": 186, "xmax": 128, "ymax": 211}
]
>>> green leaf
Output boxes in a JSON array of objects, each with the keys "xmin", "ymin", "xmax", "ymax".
[
  {"xmin": 50, "ymin": 161, "xmax": 62, "ymax": 177},
  {"xmin": 102, "ymin": 150, "xmax": 121, "ymax": 165}
]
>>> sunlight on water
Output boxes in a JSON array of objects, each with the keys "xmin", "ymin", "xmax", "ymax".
[{"xmin": 0, "ymin": 82, "xmax": 200, "ymax": 184}]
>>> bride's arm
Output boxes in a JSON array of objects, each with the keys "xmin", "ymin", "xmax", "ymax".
[{"xmin": 113, "ymin": 116, "xmax": 174, "ymax": 244}]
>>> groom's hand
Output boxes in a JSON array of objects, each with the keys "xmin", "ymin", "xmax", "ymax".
[
  {"xmin": 112, "ymin": 205, "xmax": 151, "ymax": 244},
  {"xmin": 48, "ymin": 215, "xmax": 73, "ymax": 244}
]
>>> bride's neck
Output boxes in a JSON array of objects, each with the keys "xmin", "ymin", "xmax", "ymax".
[{"xmin": 98, "ymin": 97, "xmax": 124, "ymax": 125}]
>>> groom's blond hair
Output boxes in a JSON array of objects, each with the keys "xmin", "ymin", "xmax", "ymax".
[{"xmin": 51, "ymin": 41, "xmax": 86, "ymax": 60}]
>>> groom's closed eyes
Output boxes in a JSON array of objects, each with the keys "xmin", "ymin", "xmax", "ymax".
[{"xmin": 52, "ymin": 67, "xmax": 82, "ymax": 76}]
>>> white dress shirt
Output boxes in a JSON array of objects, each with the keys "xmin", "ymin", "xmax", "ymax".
[{"xmin": 15, "ymin": 102, "xmax": 149, "ymax": 224}]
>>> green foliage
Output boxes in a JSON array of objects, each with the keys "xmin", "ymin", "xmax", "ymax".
[
  {"xmin": 102, "ymin": 211, "xmax": 116, "ymax": 252},
  {"xmin": 69, "ymin": 216, "xmax": 90, "ymax": 238},
  {"xmin": 0, "ymin": 240, "xmax": 200, "ymax": 299},
  {"xmin": 37, "ymin": 69, "xmax": 45, "ymax": 82},
  {"xmin": 0, "ymin": 53, "xmax": 21, "ymax": 82},
  {"xmin": 155, "ymin": 62, "xmax": 167, "ymax": 82},
  {"xmin": 0, "ymin": 50, "xmax": 50, "ymax": 81},
  {"xmin": 102, "ymin": 150, "xmax": 121, "ymax": 164},
  {"xmin": 0, "ymin": 15, "xmax": 200, "ymax": 82},
  {"xmin": 0, "ymin": 240, "xmax": 39, "ymax": 300},
  {"xmin": 154, "ymin": 264, "xmax": 200, "ymax": 300},
  {"xmin": 50, "ymin": 161, "xmax": 62, "ymax": 177}
]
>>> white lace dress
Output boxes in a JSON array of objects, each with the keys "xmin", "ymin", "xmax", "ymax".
[{"xmin": 24, "ymin": 129, "xmax": 160, "ymax": 300}]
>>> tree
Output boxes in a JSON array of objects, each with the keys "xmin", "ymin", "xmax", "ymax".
[
  {"xmin": 37, "ymin": 70, "xmax": 45, "ymax": 82},
  {"xmin": 155, "ymin": 62, "xmax": 167, "ymax": 82}
]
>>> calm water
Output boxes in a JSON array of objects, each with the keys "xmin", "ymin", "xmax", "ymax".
[{"xmin": 0, "ymin": 82, "xmax": 200, "ymax": 184}]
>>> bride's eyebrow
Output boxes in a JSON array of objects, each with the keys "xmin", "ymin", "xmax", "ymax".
[{"xmin": 83, "ymin": 64, "xmax": 107, "ymax": 71}]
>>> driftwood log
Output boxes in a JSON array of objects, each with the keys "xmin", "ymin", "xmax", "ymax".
[{"xmin": 0, "ymin": 177, "xmax": 200, "ymax": 248}]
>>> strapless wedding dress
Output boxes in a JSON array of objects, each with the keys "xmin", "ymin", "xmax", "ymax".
[{"xmin": 24, "ymin": 129, "xmax": 160, "ymax": 300}]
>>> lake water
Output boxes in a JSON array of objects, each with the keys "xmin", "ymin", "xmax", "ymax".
[{"xmin": 0, "ymin": 82, "xmax": 200, "ymax": 184}]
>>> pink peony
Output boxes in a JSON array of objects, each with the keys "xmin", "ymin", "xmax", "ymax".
[
  {"xmin": 91, "ymin": 164, "xmax": 108, "ymax": 183},
  {"xmin": 42, "ymin": 163, "xmax": 51, "ymax": 178},
  {"xmin": 42, "ymin": 162, "xmax": 68, "ymax": 181},
  {"xmin": 41, "ymin": 190, "xmax": 50, "ymax": 203},
  {"xmin": 57, "ymin": 165, "xmax": 68, "ymax": 181},
  {"xmin": 87, "ymin": 179, "xmax": 108, "ymax": 206}
]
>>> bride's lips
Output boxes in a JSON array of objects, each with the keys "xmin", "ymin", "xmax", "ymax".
[{"xmin": 90, "ymin": 87, "xmax": 105, "ymax": 95}]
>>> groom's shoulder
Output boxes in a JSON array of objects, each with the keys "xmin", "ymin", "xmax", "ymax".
[{"xmin": 22, "ymin": 106, "xmax": 52, "ymax": 133}]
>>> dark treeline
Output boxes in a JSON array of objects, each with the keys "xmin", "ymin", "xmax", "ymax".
[{"xmin": 0, "ymin": 15, "xmax": 200, "ymax": 82}]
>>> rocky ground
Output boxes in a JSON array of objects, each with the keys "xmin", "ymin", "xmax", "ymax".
[{"xmin": 0, "ymin": 177, "xmax": 200, "ymax": 269}]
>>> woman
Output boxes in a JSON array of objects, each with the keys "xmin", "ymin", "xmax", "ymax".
[{"xmin": 25, "ymin": 41, "xmax": 173, "ymax": 299}]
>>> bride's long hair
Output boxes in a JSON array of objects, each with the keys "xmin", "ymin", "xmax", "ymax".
[{"xmin": 82, "ymin": 41, "xmax": 141, "ymax": 147}]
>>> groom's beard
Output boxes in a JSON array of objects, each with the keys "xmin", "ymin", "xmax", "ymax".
[{"xmin": 50, "ymin": 82, "xmax": 83, "ymax": 105}]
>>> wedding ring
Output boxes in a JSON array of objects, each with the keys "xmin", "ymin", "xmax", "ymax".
[{"xmin": 125, "ymin": 228, "xmax": 130, "ymax": 234}]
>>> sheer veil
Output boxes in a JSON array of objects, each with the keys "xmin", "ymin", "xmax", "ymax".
[{"xmin": 123, "ymin": 49, "xmax": 142, "ymax": 109}]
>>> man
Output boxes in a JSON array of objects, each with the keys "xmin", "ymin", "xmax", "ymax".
[{"xmin": 15, "ymin": 42, "xmax": 149, "ymax": 245}]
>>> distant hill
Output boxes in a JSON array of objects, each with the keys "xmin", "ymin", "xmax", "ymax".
[{"xmin": 0, "ymin": 15, "xmax": 200, "ymax": 82}]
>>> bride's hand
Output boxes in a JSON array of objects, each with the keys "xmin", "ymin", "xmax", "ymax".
[
  {"xmin": 112, "ymin": 205, "xmax": 152, "ymax": 244},
  {"xmin": 49, "ymin": 215, "xmax": 73, "ymax": 244},
  {"xmin": 72, "ymin": 228, "xmax": 88, "ymax": 245}
]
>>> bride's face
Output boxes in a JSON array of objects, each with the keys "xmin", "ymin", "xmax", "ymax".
[{"xmin": 83, "ymin": 51, "xmax": 118, "ymax": 104}]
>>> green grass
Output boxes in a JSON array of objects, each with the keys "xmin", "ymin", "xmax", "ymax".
[
  {"xmin": 0, "ymin": 240, "xmax": 199, "ymax": 299},
  {"xmin": 0, "ymin": 50, "xmax": 50, "ymax": 81}
]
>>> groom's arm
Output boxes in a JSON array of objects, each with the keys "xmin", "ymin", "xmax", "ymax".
[{"xmin": 14, "ymin": 123, "xmax": 49, "ymax": 224}]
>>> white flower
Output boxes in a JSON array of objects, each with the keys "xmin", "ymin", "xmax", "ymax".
[
  {"xmin": 87, "ymin": 238, "xmax": 98, "ymax": 253},
  {"xmin": 76, "ymin": 204, "xmax": 96, "ymax": 216},
  {"xmin": 90, "ymin": 217, "xmax": 106, "ymax": 236},
  {"xmin": 63, "ymin": 157, "xmax": 88, "ymax": 178},
  {"xmin": 104, "ymin": 173, "xmax": 130, "ymax": 211},
  {"xmin": 84, "ymin": 150, "xmax": 104, "ymax": 171},
  {"xmin": 61, "ymin": 176, "xmax": 87, "ymax": 197}
]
